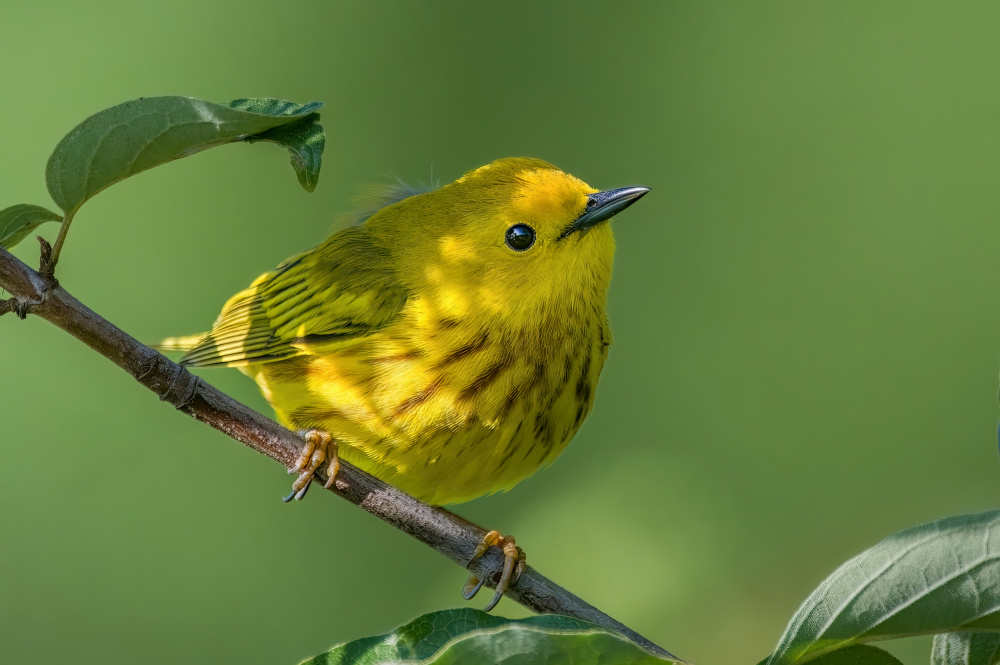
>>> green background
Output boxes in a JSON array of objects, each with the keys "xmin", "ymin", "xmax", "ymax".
[{"xmin": 3, "ymin": 2, "xmax": 999, "ymax": 663}]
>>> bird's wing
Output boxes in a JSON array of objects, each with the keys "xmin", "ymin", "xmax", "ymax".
[{"xmin": 179, "ymin": 228, "xmax": 407, "ymax": 368}]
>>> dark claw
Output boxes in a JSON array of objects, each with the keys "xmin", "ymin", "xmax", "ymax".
[
  {"xmin": 462, "ymin": 574, "xmax": 486, "ymax": 600},
  {"xmin": 483, "ymin": 589, "xmax": 504, "ymax": 612},
  {"xmin": 282, "ymin": 481, "xmax": 310, "ymax": 502}
]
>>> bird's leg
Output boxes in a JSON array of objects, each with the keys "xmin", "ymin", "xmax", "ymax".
[
  {"xmin": 462, "ymin": 530, "xmax": 526, "ymax": 612},
  {"xmin": 282, "ymin": 429, "xmax": 339, "ymax": 502}
]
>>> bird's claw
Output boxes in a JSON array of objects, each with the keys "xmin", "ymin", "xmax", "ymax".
[
  {"xmin": 463, "ymin": 530, "xmax": 526, "ymax": 612},
  {"xmin": 282, "ymin": 429, "xmax": 339, "ymax": 502}
]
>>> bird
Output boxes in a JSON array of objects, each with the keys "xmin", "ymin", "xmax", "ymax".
[{"xmin": 160, "ymin": 157, "xmax": 649, "ymax": 609}]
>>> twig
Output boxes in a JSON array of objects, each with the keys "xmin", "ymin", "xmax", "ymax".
[{"xmin": 0, "ymin": 243, "xmax": 679, "ymax": 662}]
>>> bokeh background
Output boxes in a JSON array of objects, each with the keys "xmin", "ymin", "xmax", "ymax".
[{"xmin": 3, "ymin": 2, "xmax": 1000, "ymax": 663}]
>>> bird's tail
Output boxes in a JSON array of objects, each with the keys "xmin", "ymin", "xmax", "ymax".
[{"xmin": 153, "ymin": 333, "xmax": 207, "ymax": 353}]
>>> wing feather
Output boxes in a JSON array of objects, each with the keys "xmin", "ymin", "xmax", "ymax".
[{"xmin": 179, "ymin": 227, "xmax": 406, "ymax": 368}]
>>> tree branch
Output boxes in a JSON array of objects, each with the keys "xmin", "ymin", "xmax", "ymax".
[{"xmin": 0, "ymin": 242, "xmax": 678, "ymax": 662}]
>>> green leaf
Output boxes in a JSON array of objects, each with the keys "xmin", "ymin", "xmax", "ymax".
[
  {"xmin": 932, "ymin": 633, "xmax": 1000, "ymax": 665},
  {"xmin": 302, "ymin": 608, "xmax": 679, "ymax": 665},
  {"xmin": 223, "ymin": 98, "xmax": 324, "ymax": 192},
  {"xmin": 0, "ymin": 204, "xmax": 63, "ymax": 249},
  {"xmin": 759, "ymin": 645, "xmax": 902, "ymax": 665},
  {"xmin": 45, "ymin": 95, "xmax": 325, "ymax": 219},
  {"xmin": 768, "ymin": 510, "xmax": 1000, "ymax": 665},
  {"xmin": 803, "ymin": 645, "xmax": 903, "ymax": 665}
]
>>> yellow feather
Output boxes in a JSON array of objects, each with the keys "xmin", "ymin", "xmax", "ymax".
[{"xmin": 163, "ymin": 157, "xmax": 647, "ymax": 506}]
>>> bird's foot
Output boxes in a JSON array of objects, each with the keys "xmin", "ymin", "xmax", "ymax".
[
  {"xmin": 282, "ymin": 429, "xmax": 339, "ymax": 502},
  {"xmin": 463, "ymin": 530, "xmax": 526, "ymax": 612}
]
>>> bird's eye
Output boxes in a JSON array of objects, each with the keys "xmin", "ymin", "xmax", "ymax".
[{"xmin": 505, "ymin": 224, "xmax": 536, "ymax": 251}]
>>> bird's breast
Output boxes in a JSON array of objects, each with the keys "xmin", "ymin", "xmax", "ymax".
[{"xmin": 252, "ymin": 306, "xmax": 609, "ymax": 505}]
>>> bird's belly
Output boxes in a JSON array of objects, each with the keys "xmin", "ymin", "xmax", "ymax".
[{"xmin": 245, "ymin": 336, "xmax": 603, "ymax": 506}]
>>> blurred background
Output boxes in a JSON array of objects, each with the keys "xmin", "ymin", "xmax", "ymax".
[{"xmin": 3, "ymin": 2, "xmax": 1000, "ymax": 663}]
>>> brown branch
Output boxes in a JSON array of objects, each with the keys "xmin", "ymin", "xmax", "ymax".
[{"xmin": 0, "ymin": 241, "xmax": 679, "ymax": 662}]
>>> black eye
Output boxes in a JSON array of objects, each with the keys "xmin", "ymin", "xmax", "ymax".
[{"xmin": 505, "ymin": 224, "xmax": 536, "ymax": 251}]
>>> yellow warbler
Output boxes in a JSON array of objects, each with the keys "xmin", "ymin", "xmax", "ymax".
[{"xmin": 162, "ymin": 157, "xmax": 648, "ymax": 607}]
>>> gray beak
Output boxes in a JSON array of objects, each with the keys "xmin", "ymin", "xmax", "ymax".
[{"xmin": 559, "ymin": 186, "xmax": 650, "ymax": 239}]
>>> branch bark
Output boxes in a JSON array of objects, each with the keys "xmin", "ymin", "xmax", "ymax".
[{"xmin": 0, "ymin": 242, "xmax": 678, "ymax": 662}]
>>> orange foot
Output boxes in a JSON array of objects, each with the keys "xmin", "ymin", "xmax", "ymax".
[
  {"xmin": 463, "ymin": 530, "xmax": 526, "ymax": 612},
  {"xmin": 282, "ymin": 429, "xmax": 339, "ymax": 502}
]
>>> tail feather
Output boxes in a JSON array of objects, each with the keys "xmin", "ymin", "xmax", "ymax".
[{"xmin": 153, "ymin": 333, "xmax": 208, "ymax": 354}]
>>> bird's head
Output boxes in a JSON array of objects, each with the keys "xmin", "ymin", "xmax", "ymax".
[{"xmin": 366, "ymin": 157, "xmax": 649, "ymax": 327}]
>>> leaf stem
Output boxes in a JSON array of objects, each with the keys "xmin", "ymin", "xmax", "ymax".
[{"xmin": 46, "ymin": 210, "xmax": 74, "ymax": 275}]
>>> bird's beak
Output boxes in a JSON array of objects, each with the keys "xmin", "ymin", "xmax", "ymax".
[{"xmin": 559, "ymin": 186, "xmax": 651, "ymax": 239}]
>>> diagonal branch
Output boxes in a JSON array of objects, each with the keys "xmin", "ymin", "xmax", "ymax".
[{"xmin": 0, "ymin": 242, "xmax": 678, "ymax": 662}]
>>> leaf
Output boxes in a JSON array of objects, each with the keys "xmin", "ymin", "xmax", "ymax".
[
  {"xmin": 45, "ymin": 96, "xmax": 325, "ymax": 219},
  {"xmin": 932, "ymin": 633, "xmax": 1000, "ymax": 665},
  {"xmin": 223, "ymin": 98, "xmax": 325, "ymax": 192},
  {"xmin": 758, "ymin": 645, "xmax": 903, "ymax": 665},
  {"xmin": 799, "ymin": 645, "xmax": 903, "ymax": 665},
  {"xmin": 767, "ymin": 510, "xmax": 1000, "ymax": 665},
  {"xmin": 0, "ymin": 204, "xmax": 63, "ymax": 249},
  {"xmin": 301, "ymin": 608, "xmax": 679, "ymax": 665}
]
